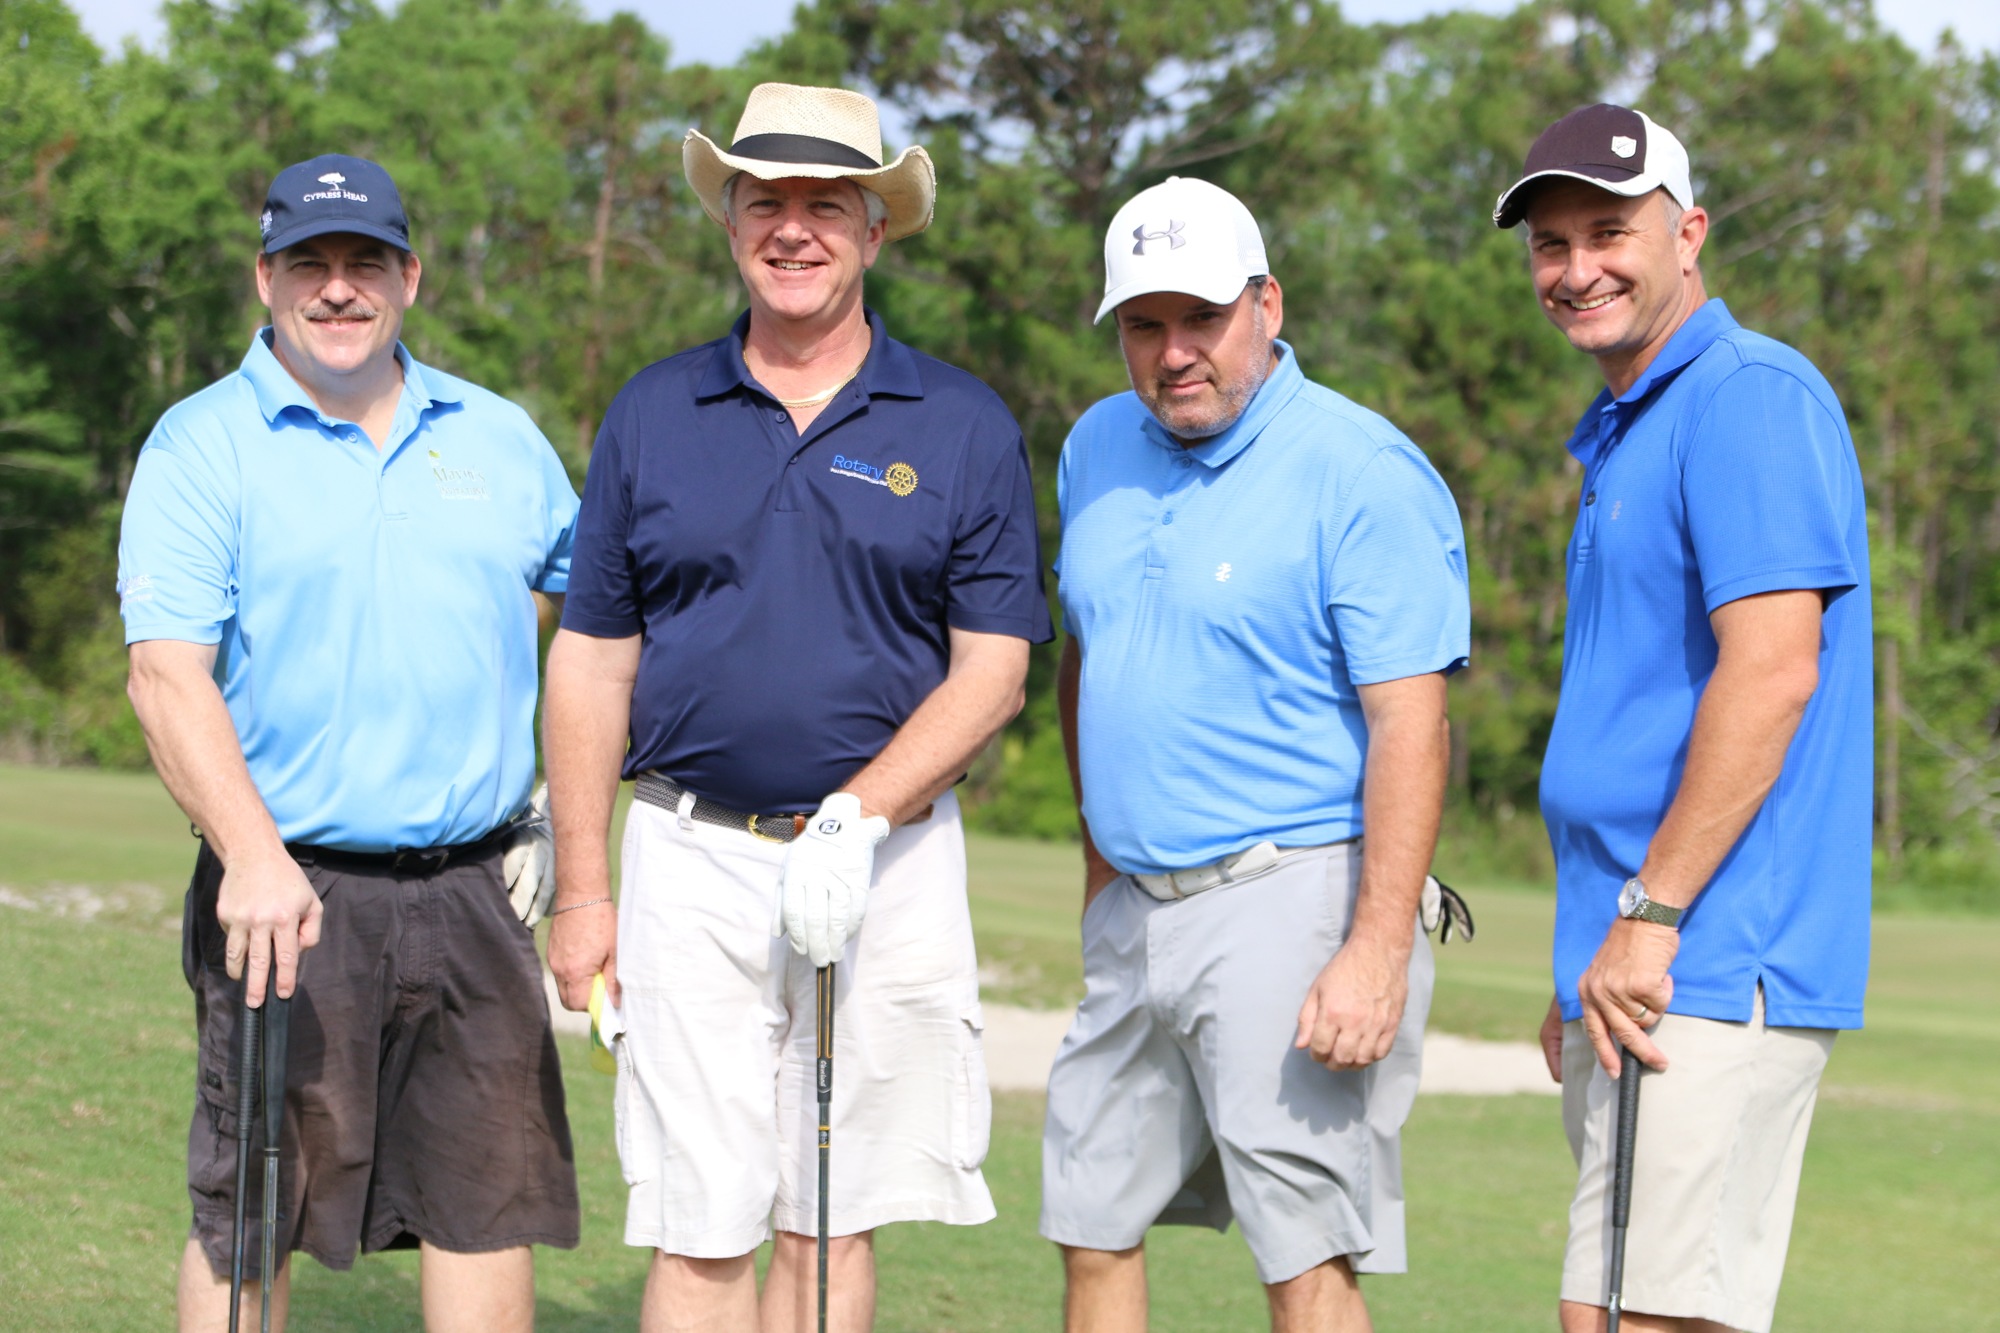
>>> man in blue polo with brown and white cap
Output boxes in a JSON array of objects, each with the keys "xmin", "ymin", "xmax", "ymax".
[
  {"xmin": 121, "ymin": 154, "xmax": 581, "ymax": 1331},
  {"xmin": 1042, "ymin": 175, "xmax": 1470, "ymax": 1331},
  {"xmin": 1496, "ymin": 104, "xmax": 1872, "ymax": 1333}
]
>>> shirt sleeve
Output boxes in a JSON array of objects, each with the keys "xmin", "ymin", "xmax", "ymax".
[
  {"xmin": 117, "ymin": 425, "xmax": 239, "ymax": 645},
  {"xmin": 1325, "ymin": 441, "xmax": 1471, "ymax": 685},
  {"xmin": 532, "ymin": 423, "xmax": 581, "ymax": 594},
  {"xmin": 557, "ymin": 394, "xmax": 641, "ymax": 637},
  {"xmin": 945, "ymin": 397, "xmax": 1055, "ymax": 643},
  {"xmin": 1684, "ymin": 365, "xmax": 1859, "ymax": 613}
]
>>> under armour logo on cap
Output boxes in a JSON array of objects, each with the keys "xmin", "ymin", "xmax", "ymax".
[{"xmin": 1132, "ymin": 220, "xmax": 1187, "ymax": 255}]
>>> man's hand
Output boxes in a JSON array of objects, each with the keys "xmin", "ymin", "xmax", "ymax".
[
  {"xmin": 1576, "ymin": 919, "xmax": 1677, "ymax": 1077},
  {"xmin": 1540, "ymin": 994, "xmax": 1565, "ymax": 1083},
  {"xmin": 774, "ymin": 792, "xmax": 890, "ymax": 967},
  {"xmin": 1294, "ymin": 936, "xmax": 1412, "ymax": 1070},
  {"xmin": 217, "ymin": 849, "xmax": 323, "ymax": 1007},
  {"xmin": 1081, "ymin": 833, "xmax": 1119, "ymax": 916},
  {"xmin": 548, "ymin": 898, "xmax": 616, "ymax": 1012}
]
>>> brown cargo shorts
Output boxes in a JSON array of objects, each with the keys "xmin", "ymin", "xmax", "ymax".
[{"xmin": 182, "ymin": 838, "xmax": 580, "ymax": 1279}]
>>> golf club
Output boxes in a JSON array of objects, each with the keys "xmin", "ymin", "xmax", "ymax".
[
  {"xmin": 816, "ymin": 962, "xmax": 835, "ymax": 1333},
  {"xmin": 259, "ymin": 994, "xmax": 292, "ymax": 1333},
  {"xmin": 228, "ymin": 988, "xmax": 263, "ymax": 1333},
  {"xmin": 1607, "ymin": 1041, "xmax": 1644, "ymax": 1332}
]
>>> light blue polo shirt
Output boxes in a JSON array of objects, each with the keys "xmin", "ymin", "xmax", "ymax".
[
  {"xmin": 1056, "ymin": 343, "xmax": 1470, "ymax": 876},
  {"xmin": 118, "ymin": 330, "xmax": 579, "ymax": 851},
  {"xmin": 1540, "ymin": 300, "xmax": 1873, "ymax": 1030}
]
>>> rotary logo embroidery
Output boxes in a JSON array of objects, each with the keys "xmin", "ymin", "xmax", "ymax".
[{"xmin": 830, "ymin": 454, "xmax": 920, "ymax": 498}]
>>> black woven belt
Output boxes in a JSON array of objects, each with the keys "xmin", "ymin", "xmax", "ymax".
[
  {"xmin": 633, "ymin": 772, "xmax": 811, "ymax": 843},
  {"xmin": 286, "ymin": 821, "xmax": 519, "ymax": 875}
]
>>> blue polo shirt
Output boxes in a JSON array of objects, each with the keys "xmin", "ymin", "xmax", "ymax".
[
  {"xmin": 1540, "ymin": 300, "xmax": 1873, "ymax": 1030},
  {"xmin": 1056, "ymin": 343, "xmax": 1470, "ymax": 875},
  {"xmin": 118, "ymin": 330, "xmax": 579, "ymax": 851},
  {"xmin": 561, "ymin": 309, "xmax": 1053, "ymax": 813}
]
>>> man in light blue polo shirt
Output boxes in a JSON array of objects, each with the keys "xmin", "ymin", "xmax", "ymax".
[
  {"xmin": 1042, "ymin": 177, "xmax": 1469, "ymax": 1332},
  {"xmin": 1495, "ymin": 105, "xmax": 1872, "ymax": 1333},
  {"xmin": 119, "ymin": 154, "xmax": 580, "ymax": 1332}
]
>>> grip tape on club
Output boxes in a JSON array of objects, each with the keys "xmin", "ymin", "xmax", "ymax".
[{"xmin": 1611, "ymin": 1044, "xmax": 1642, "ymax": 1227}]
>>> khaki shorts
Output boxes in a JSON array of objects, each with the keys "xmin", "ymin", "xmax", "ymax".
[
  {"xmin": 612, "ymin": 789, "xmax": 995, "ymax": 1258},
  {"xmin": 1039, "ymin": 843, "xmax": 1433, "ymax": 1284},
  {"xmin": 1562, "ymin": 988, "xmax": 1833, "ymax": 1333}
]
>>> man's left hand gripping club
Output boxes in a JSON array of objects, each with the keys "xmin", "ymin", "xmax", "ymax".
[{"xmin": 775, "ymin": 792, "xmax": 892, "ymax": 967}]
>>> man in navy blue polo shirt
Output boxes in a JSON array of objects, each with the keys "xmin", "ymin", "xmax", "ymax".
[
  {"xmin": 1494, "ymin": 105, "xmax": 1873, "ymax": 1333},
  {"xmin": 120, "ymin": 156, "xmax": 581, "ymax": 1331},
  {"xmin": 1042, "ymin": 176, "xmax": 1469, "ymax": 1332},
  {"xmin": 542, "ymin": 83, "xmax": 1051, "ymax": 1331}
]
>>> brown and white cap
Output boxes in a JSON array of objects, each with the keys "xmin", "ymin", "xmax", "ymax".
[
  {"xmin": 683, "ymin": 82, "xmax": 936, "ymax": 241},
  {"xmin": 1492, "ymin": 103, "xmax": 1692, "ymax": 228}
]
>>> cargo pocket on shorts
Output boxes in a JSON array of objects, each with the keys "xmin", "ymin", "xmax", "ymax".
[
  {"xmin": 612, "ymin": 1037, "xmax": 650, "ymax": 1187},
  {"xmin": 950, "ymin": 1005, "xmax": 992, "ymax": 1170}
]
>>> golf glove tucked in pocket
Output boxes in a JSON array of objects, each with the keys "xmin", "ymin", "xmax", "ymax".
[
  {"xmin": 773, "ymin": 792, "xmax": 891, "ymax": 968},
  {"xmin": 504, "ymin": 784, "xmax": 556, "ymax": 927}
]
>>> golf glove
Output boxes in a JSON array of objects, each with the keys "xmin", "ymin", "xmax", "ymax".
[
  {"xmin": 504, "ymin": 783, "xmax": 557, "ymax": 927},
  {"xmin": 773, "ymin": 792, "xmax": 890, "ymax": 967},
  {"xmin": 1420, "ymin": 874, "xmax": 1476, "ymax": 945}
]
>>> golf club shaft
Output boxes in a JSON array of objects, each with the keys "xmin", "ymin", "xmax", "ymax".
[
  {"xmin": 228, "ymin": 996, "xmax": 262, "ymax": 1333},
  {"xmin": 1607, "ymin": 1043, "xmax": 1643, "ymax": 1332},
  {"xmin": 816, "ymin": 962, "xmax": 834, "ymax": 1333},
  {"xmin": 260, "ymin": 995, "xmax": 291, "ymax": 1333}
]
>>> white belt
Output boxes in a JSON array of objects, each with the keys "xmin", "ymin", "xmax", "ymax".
[{"xmin": 1132, "ymin": 839, "xmax": 1350, "ymax": 902}]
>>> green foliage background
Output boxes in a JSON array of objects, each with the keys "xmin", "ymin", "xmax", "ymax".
[{"xmin": 3, "ymin": 0, "xmax": 1998, "ymax": 889}]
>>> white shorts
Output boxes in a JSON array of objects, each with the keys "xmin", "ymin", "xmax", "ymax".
[
  {"xmin": 612, "ymin": 789, "xmax": 996, "ymax": 1258},
  {"xmin": 1561, "ymin": 987, "xmax": 1834, "ymax": 1333}
]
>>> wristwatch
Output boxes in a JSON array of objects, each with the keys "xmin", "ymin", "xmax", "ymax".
[{"xmin": 1618, "ymin": 876, "xmax": 1683, "ymax": 929}]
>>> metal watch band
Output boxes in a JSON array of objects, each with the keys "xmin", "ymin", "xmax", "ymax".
[{"xmin": 1630, "ymin": 897, "xmax": 1683, "ymax": 928}]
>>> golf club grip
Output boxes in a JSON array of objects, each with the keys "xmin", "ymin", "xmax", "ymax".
[
  {"xmin": 1612, "ymin": 1044, "xmax": 1642, "ymax": 1227},
  {"xmin": 229, "ymin": 1002, "xmax": 262, "ymax": 1333}
]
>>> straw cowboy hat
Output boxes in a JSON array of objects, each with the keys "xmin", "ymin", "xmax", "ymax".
[{"xmin": 683, "ymin": 82, "xmax": 936, "ymax": 242}]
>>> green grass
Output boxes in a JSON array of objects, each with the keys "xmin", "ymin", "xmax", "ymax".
[{"xmin": 3, "ymin": 764, "xmax": 1999, "ymax": 1329}]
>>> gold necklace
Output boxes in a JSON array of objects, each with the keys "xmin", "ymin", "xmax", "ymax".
[
  {"xmin": 773, "ymin": 378, "xmax": 852, "ymax": 408},
  {"xmin": 765, "ymin": 332, "xmax": 872, "ymax": 410}
]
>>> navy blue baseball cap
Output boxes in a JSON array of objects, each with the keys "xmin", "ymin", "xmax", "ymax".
[{"xmin": 258, "ymin": 154, "xmax": 410, "ymax": 254}]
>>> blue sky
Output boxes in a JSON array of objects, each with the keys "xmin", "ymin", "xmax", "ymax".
[{"xmin": 68, "ymin": 0, "xmax": 2000, "ymax": 65}]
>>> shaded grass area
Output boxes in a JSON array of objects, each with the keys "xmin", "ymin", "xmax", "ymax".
[{"xmin": 3, "ymin": 764, "xmax": 1999, "ymax": 1328}]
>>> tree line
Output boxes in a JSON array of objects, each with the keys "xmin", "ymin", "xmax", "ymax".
[{"xmin": 3, "ymin": 0, "xmax": 1998, "ymax": 885}]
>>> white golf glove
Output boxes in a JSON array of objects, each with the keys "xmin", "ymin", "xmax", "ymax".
[
  {"xmin": 773, "ymin": 792, "xmax": 890, "ymax": 968},
  {"xmin": 504, "ymin": 783, "xmax": 557, "ymax": 927}
]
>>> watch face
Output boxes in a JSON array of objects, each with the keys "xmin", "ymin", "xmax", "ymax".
[{"xmin": 1619, "ymin": 879, "xmax": 1642, "ymax": 916}]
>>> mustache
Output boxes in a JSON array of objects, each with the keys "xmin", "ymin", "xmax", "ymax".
[{"xmin": 304, "ymin": 301, "xmax": 379, "ymax": 322}]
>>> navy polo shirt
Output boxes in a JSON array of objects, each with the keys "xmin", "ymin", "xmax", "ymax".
[
  {"xmin": 562, "ymin": 309, "xmax": 1053, "ymax": 813},
  {"xmin": 1539, "ymin": 300, "xmax": 1873, "ymax": 1030}
]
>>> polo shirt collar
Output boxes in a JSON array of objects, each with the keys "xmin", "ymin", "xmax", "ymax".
[
  {"xmin": 1613, "ymin": 297, "xmax": 1736, "ymax": 406},
  {"xmin": 1142, "ymin": 338, "xmax": 1306, "ymax": 469},
  {"xmin": 697, "ymin": 307, "xmax": 924, "ymax": 402},
  {"xmin": 239, "ymin": 328, "xmax": 459, "ymax": 426}
]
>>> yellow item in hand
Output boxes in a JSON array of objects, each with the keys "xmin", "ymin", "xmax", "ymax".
[{"xmin": 588, "ymin": 974, "xmax": 619, "ymax": 1075}]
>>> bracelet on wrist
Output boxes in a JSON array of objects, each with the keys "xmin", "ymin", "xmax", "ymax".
[{"xmin": 549, "ymin": 896, "xmax": 612, "ymax": 916}]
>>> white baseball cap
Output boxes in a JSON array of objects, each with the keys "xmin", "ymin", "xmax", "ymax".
[{"xmin": 1095, "ymin": 176, "xmax": 1269, "ymax": 324}]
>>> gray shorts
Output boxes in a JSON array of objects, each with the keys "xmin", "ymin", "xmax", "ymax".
[{"xmin": 1038, "ymin": 842, "xmax": 1433, "ymax": 1284}]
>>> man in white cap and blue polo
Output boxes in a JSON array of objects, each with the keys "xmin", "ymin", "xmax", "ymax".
[
  {"xmin": 543, "ymin": 83, "xmax": 1051, "ymax": 1331},
  {"xmin": 1041, "ymin": 176, "xmax": 1470, "ymax": 1331},
  {"xmin": 121, "ymin": 154, "xmax": 582, "ymax": 1331},
  {"xmin": 1497, "ymin": 104, "xmax": 1872, "ymax": 1333}
]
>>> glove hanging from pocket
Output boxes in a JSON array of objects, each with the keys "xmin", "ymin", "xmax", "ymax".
[
  {"xmin": 1420, "ymin": 874, "xmax": 1476, "ymax": 945},
  {"xmin": 504, "ymin": 783, "xmax": 557, "ymax": 927}
]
